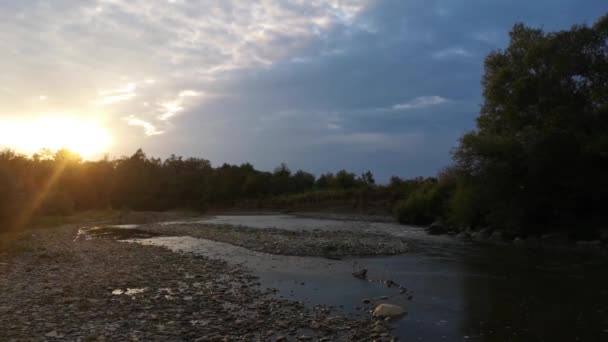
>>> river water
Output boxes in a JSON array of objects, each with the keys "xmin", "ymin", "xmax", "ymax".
[{"xmin": 126, "ymin": 215, "xmax": 608, "ymax": 341}]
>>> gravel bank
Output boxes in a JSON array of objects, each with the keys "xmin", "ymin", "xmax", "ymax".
[
  {"xmin": 131, "ymin": 223, "xmax": 409, "ymax": 257},
  {"xmin": 0, "ymin": 225, "xmax": 395, "ymax": 341}
]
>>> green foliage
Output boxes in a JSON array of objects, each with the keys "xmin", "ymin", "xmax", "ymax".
[
  {"xmin": 0, "ymin": 147, "xmax": 381, "ymax": 231},
  {"xmin": 392, "ymin": 177, "xmax": 454, "ymax": 225},
  {"xmin": 452, "ymin": 15, "xmax": 608, "ymax": 233}
]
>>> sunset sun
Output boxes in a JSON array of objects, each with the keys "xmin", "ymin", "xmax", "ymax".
[{"xmin": 0, "ymin": 116, "xmax": 111, "ymax": 158}]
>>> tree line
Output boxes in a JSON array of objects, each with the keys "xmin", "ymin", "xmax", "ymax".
[{"xmin": 0, "ymin": 148, "xmax": 380, "ymax": 231}]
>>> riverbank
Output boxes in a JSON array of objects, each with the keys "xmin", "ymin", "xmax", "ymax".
[
  {"xmin": 0, "ymin": 223, "xmax": 396, "ymax": 341},
  {"xmin": 92, "ymin": 222, "xmax": 409, "ymax": 257}
]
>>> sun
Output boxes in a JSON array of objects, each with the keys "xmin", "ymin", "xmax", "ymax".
[{"xmin": 0, "ymin": 116, "xmax": 111, "ymax": 159}]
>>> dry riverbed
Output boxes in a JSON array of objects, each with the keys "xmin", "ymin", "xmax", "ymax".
[{"xmin": 0, "ymin": 224, "xmax": 399, "ymax": 341}]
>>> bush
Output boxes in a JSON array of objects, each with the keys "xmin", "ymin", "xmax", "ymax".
[{"xmin": 393, "ymin": 179, "xmax": 453, "ymax": 225}]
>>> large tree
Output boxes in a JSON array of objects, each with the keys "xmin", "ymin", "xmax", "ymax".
[{"xmin": 453, "ymin": 15, "xmax": 608, "ymax": 234}]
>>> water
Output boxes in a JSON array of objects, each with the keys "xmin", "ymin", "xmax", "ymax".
[{"xmin": 123, "ymin": 215, "xmax": 608, "ymax": 341}]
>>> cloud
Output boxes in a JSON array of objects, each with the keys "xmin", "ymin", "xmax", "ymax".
[
  {"xmin": 158, "ymin": 89, "xmax": 203, "ymax": 121},
  {"xmin": 432, "ymin": 47, "xmax": 472, "ymax": 60},
  {"xmin": 0, "ymin": 0, "xmax": 368, "ymax": 134},
  {"xmin": 97, "ymin": 82, "xmax": 137, "ymax": 105},
  {"xmin": 471, "ymin": 29, "xmax": 503, "ymax": 45},
  {"xmin": 124, "ymin": 116, "xmax": 163, "ymax": 136},
  {"xmin": 315, "ymin": 132, "xmax": 424, "ymax": 150},
  {"xmin": 392, "ymin": 96, "xmax": 449, "ymax": 110}
]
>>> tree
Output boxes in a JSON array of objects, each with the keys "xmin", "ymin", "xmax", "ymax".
[
  {"xmin": 334, "ymin": 170, "xmax": 357, "ymax": 189},
  {"xmin": 453, "ymin": 15, "xmax": 608, "ymax": 233},
  {"xmin": 359, "ymin": 171, "xmax": 375, "ymax": 186},
  {"xmin": 292, "ymin": 170, "xmax": 315, "ymax": 192}
]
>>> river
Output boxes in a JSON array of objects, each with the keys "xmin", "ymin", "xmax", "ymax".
[{"xmin": 123, "ymin": 214, "xmax": 608, "ymax": 341}]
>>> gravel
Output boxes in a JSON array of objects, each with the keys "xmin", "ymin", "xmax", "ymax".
[
  {"xmin": 0, "ymin": 224, "xmax": 397, "ymax": 341},
  {"xmin": 134, "ymin": 223, "xmax": 409, "ymax": 257}
]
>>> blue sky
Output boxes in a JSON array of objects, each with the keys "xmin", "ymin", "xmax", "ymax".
[{"xmin": 1, "ymin": 0, "xmax": 606, "ymax": 181}]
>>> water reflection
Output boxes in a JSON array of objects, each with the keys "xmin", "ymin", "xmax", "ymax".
[{"xmin": 457, "ymin": 245, "xmax": 608, "ymax": 341}]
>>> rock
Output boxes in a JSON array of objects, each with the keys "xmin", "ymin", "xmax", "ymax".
[
  {"xmin": 384, "ymin": 280, "xmax": 398, "ymax": 288},
  {"xmin": 598, "ymin": 230, "xmax": 608, "ymax": 243},
  {"xmin": 362, "ymin": 298, "xmax": 371, "ymax": 304},
  {"xmin": 576, "ymin": 240, "xmax": 601, "ymax": 248},
  {"xmin": 513, "ymin": 237, "xmax": 526, "ymax": 246},
  {"xmin": 372, "ymin": 325, "xmax": 387, "ymax": 332},
  {"xmin": 426, "ymin": 221, "xmax": 447, "ymax": 235},
  {"xmin": 540, "ymin": 233, "xmax": 569, "ymax": 243},
  {"xmin": 456, "ymin": 232, "xmax": 472, "ymax": 242},
  {"xmin": 352, "ymin": 269, "xmax": 367, "ymax": 279},
  {"xmin": 276, "ymin": 336, "xmax": 287, "ymax": 341},
  {"xmin": 45, "ymin": 331, "xmax": 59, "ymax": 338},
  {"xmin": 477, "ymin": 227, "xmax": 493, "ymax": 239},
  {"xmin": 489, "ymin": 230, "xmax": 506, "ymax": 241},
  {"xmin": 372, "ymin": 304, "xmax": 405, "ymax": 318}
]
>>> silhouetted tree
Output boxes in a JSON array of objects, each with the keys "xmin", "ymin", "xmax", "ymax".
[{"xmin": 453, "ymin": 15, "xmax": 608, "ymax": 233}]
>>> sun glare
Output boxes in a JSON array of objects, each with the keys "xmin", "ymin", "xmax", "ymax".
[{"xmin": 0, "ymin": 116, "xmax": 111, "ymax": 159}]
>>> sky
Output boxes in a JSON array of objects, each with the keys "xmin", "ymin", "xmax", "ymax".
[{"xmin": 1, "ymin": 0, "xmax": 606, "ymax": 181}]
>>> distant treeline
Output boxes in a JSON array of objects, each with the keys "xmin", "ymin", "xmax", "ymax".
[
  {"xmin": 0, "ymin": 147, "xmax": 387, "ymax": 231},
  {"xmin": 1, "ymin": 16, "xmax": 607, "ymax": 238}
]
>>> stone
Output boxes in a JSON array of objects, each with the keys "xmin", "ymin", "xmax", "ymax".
[
  {"xmin": 372, "ymin": 304, "xmax": 405, "ymax": 318},
  {"xmin": 372, "ymin": 324, "xmax": 387, "ymax": 332},
  {"xmin": 513, "ymin": 237, "xmax": 526, "ymax": 246},
  {"xmin": 456, "ymin": 232, "xmax": 472, "ymax": 242},
  {"xmin": 384, "ymin": 280, "xmax": 398, "ymax": 288},
  {"xmin": 426, "ymin": 222, "xmax": 447, "ymax": 235},
  {"xmin": 45, "ymin": 331, "xmax": 59, "ymax": 338},
  {"xmin": 540, "ymin": 233, "xmax": 568, "ymax": 243},
  {"xmin": 576, "ymin": 240, "xmax": 601, "ymax": 247},
  {"xmin": 489, "ymin": 230, "xmax": 506, "ymax": 241},
  {"xmin": 478, "ymin": 228, "xmax": 494, "ymax": 239},
  {"xmin": 352, "ymin": 269, "xmax": 368, "ymax": 279}
]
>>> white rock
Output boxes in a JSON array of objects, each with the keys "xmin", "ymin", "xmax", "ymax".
[
  {"xmin": 45, "ymin": 331, "xmax": 59, "ymax": 338},
  {"xmin": 372, "ymin": 303, "xmax": 405, "ymax": 318}
]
